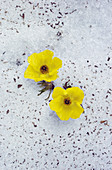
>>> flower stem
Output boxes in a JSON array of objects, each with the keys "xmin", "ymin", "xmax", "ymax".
[
  {"xmin": 45, "ymin": 89, "xmax": 52, "ymax": 100},
  {"xmin": 37, "ymin": 81, "xmax": 55, "ymax": 100},
  {"xmin": 63, "ymin": 80, "xmax": 72, "ymax": 89}
]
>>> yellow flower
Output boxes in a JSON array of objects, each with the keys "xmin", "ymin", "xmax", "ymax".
[
  {"xmin": 49, "ymin": 87, "xmax": 84, "ymax": 121},
  {"xmin": 24, "ymin": 50, "xmax": 62, "ymax": 82}
]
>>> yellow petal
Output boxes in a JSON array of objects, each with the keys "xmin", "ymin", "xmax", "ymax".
[
  {"xmin": 70, "ymin": 103, "xmax": 84, "ymax": 119},
  {"xmin": 49, "ymin": 87, "xmax": 84, "ymax": 120},
  {"xmin": 40, "ymin": 49, "xmax": 54, "ymax": 66},
  {"xmin": 56, "ymin": 107, "xmax": 72, "ymax": 121},
  {"xmin": 24, "ymin": 65, "xmax": 40, "ymax": 82},
  {"xmin": 52, "ymin": 87, "xmax": 66, "ymax": 99},
  {"xmin": 49, "ymin": 96, "xmax": 63, "ymax": 112},
  {"xmin": 27, "ymin": 53, "xmax": 40, "ymax": 72},
  {"xmin": 40, "ymin": 71, "xmax": 59, "ymax": 82},
  {"xmin": 51, "ymin": 57, "xmax": 62, "ymax": 71},
  {"xmin": 40, "ymin": 49, "xmax": 54, "ymax": 59},
  {"xmin": 28, "ymin": 50, "xmax": 54, "ymax": 71},
  {"xmin": 66, "ymin": 87, "xmax": 84, "ymax": 104},
  {"xmin": 54, "ymin": 103, "xmax": 84, "ymax": 121}
]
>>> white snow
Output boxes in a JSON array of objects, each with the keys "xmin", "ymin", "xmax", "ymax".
[{"xmin": 0, "ymin": 0, "xmax": 112, "ymax": 169}]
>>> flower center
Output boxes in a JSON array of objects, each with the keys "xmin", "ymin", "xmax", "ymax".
[
  {"xmin": 64, "ymin": 98, "xmax": 71, "ymax": 105},
  {"xmin": 40, "ymin": 65, "xmax": 49, "ymax": 74}
]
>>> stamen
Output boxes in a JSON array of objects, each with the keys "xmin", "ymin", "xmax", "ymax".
[
  {"xmin": 40, "ymin": 65, "xmax": 49, "ymax": 74},
  {"xmin": 64, "ymin": 98, "xmax": 71, "ymax": 105}
]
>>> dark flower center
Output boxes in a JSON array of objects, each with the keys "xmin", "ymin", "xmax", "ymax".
[
  {"xmin": 64, "ymin": 98, "xmax": 71, "ymax": 105},
  {"xmin": 40, "ymin": 65, "xmax": 49, "ymax": 74}
]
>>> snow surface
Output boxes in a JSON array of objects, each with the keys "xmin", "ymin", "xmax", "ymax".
[{"xmin": 0, "ymin": 0, "xmax": 112, "ymax": 169}]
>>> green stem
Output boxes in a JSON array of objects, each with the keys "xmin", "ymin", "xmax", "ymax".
[
  {"xmin": 45, "ymin": 89, "xmax": 52, "ymax": 100},
  {"xmin": 37, "ymin": 87, "xmax": 47, "ymax": 96}
]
